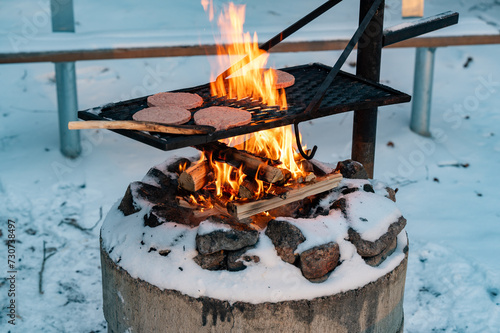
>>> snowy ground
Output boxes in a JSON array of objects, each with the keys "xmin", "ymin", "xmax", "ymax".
[{"xmin": 1, "ymin": 0, "xmax": 500, "ymax": 332}]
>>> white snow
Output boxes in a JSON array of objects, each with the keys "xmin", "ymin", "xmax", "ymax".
[
  {"xmin": 345, "ymin": 191, "xmax": 402, "ymax": 241},
  {"xmin": 1, "ymin": 0, "xmax": 500, "ymax": 332},
  {"xmin": 101, "ymin": 194, "xmax": 407, "ymax": 304},
  {"xmin": 197, "ymin": 220, "xmax": 234, "ymax": 236}
]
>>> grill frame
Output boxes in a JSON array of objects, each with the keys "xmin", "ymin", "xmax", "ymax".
[{"xmin": 78, "ymin": 63, "xmax": 410, "ymax": 151}]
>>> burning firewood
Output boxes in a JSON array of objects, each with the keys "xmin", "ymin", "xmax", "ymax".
[
  {"xmin": 227, "ymin": 172, "xmax": 343, "ymax": 220},
  {"xmin": 238, "ymin": 179, "xmax": 260, "ymax": 199},
  {"xmin": 178, "ymin": 159, "xmax": 210, "ymax": 192},
  {"xmin": 197, "ymin": 142, "xmax": 285, "ymax": 184}
]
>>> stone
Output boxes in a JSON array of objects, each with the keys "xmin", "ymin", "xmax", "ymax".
[
  {"xmin": 267, "ymin": 195, "xmax": 320, "ymax": 219},
  {"xmin": 363, "ymin": 237, "xmax": 398, "ymax": 267},
  {"xmin": 385, "ymin": 186, "xmax": 397, "ymax": 202},
  {"xmin": 348, "ymin": 216, "xmax": 407, "ymax": 257},
  {"xmin": 363, "ymin": 184, "xmax": 375, "ymax": 193},
  {"xmin": 118, "ymin": 171, "xmax": 179, "ymax": 217},
  {"xmin": 119, "ymin": 181, "xmax": 171, "ymax": 217},
  {"xmin": 134, "ymin": 181, "xmax": 171, "ymax": 204},
  {"xmin": 265, "ymin": 219, "xmax": 306, "ymax": 264},
  {"xmin": 158, "ymin": 249, "xmax": 171, "ymax": 257},
  {"xmin": 206, "ymin": 215, "xmax": 257, "ymax": 231},
  {"xmin": 309, "ymin": 159, "xmax": 333, "ymax": 176},
  {"xmin": 118, "ymin": 185, "xmax": 140, "ymax": 216},
  {"xmin": 145, "ymin": 168, "xmax": 179, "ymax": 194},
  {"xmin": 312, "ymin": 206, "xmax": 329, "ymax": 217},
  {"xmin": 341, "ymin": 186, "xmax": 359, "ymax": 195},
  {"xmin": 227, "ymin": 247, "xmax": 260, "ymax": 272},
  {"xmin": 196, "ymin": 229, "xmax": 259, "ymax": 255},
  {"xmin": 335, "ymin": 159, "xmax": 369, "ymax": 179},
  {"xmin": 193, "ymin": 251, "xmax": 226, "ymax": 271},
  {"xmin": 144, "ymin": 203, "xmax": 196, "ymax": 227},
  {"xmin": 329, "ymin": 197, "xmax": 347, "ymax": 217},
  {"xmin": 299, "ymin": 242, "xmax": 340, "ymax": 280}
]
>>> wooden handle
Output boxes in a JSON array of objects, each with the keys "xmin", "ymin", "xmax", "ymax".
[{"xmin": 68, "ymin": 120, "xmax": 215, "ymax": 135}]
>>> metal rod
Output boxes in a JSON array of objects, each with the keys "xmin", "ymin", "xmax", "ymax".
[
  {"xmin": 51, "ymin": 0, "xmax": 80, "ymax": 158},
  {"xmin": 294, "ymin": 122, "xmax": 317, "ymax": 160},
  {"xmin": 351, "ymin": 0, "xmax": 385, "ymax": 178},
  {"xmin": 383, "ymin": 11, "xmax": 459, "ymax": 47},
  {"xmin": 410, "ymin": 47, "xmax": 436, "ymax": 136},
  {"xmin": 55, "ymin": 62, "xmax": 81, "ymax": 158},
  {"xmin": 216, "ymin": 0, "xmax": 343, "ymax": 81},
  {"xmin": 294, "ymin": 0, "xmax": 382, "ymax": 160},
  {"xmin": 304, "ymin": 0, "xmax": 384, "ymax": 116}
]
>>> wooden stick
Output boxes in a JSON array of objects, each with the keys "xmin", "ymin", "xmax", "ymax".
[
  {"xmin": 197, "ymin": 142, "xmax": 285, "ymax": 184},
  {"xmin": 68, "ymin": 120, "xmax": 215, "ymax": 135},
  {"xmin": 178, "ymin": 160, "xmax": 210, "ymax": 192},
  {"xmin": 39, "ymin": 241, "xmax": 57, "ymax": 295},
  {"xmin": 227, "ymin": 173, "xmax": 343, "ymax": 220}
]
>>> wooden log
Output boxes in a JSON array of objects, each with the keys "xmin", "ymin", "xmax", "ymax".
[
  {"xmin": 178, "ymin": 160, "xmax": 210, "ymax": 192},
  {"xmin": 238, "ymin": 179, "xmax": 261, "ymax": 199},
  {"xmin": 68, "ymin": 120, "xmax": 215, "ymax": 135},
  {"xmin": 227, "ymin": 173, "xmax": 343, "ymax": 220},
  {"xmin": 197, "ymin": 142, "xmax": 285, "ymax": 184},
  {"xmin": 298, "ymin": 173, "xmax": 316, "ymax": 184}
]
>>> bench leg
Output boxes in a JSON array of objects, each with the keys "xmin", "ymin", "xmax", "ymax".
[
  {"xmin": 410, "ymin": 47, "xmax": 436, "ymax": 137},
  {"xmin": 55, "ymin": 61, "xmax": 81, "ymax": 158}
]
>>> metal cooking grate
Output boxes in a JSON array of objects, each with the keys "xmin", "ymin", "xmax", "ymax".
[{"xmin": 78, "ymin": 63, "xmax": 410, "ymax": 151}]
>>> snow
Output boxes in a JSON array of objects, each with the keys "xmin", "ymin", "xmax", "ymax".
[
  {"xmin": 197, "ymin": 220, "xmax": 234, "ymax": 235},
  {"xmin": 2, "ymin": 0, "xmax": 499, "ymax": 54},
  {"xmin": 345, "ymin": 191, "xmax": 402, "ymax": 241},
  {"xmin": 1, "ymin": 0, "xmax": 500, "ymax": 332},
  {"xmin": 101, "ymin": 192, "xmax": 407, "ymax": 304}
]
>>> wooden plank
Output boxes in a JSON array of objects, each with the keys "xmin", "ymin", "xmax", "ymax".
[
  {"xmin": 383, "ymin": 35, "xmax": 500, "ymax": 48},
  {"xmin": 226, "ymin": 172, "xmax": 342, "ymax": 220},
  {"xmin": 68, "ymin": 120, "xmax": 215, "ymax": 135},
  {"xmin": 2, "ymin": 35, "xmax": 500, "ymax": 64}
]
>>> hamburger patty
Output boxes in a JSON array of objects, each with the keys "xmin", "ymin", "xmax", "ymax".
[
  {"xmin": 147, "ymin": 92, "xmax": 203, "ymax": 109},
  {"xmin": 194, "ymin": 106, "xmax": 251, "ymax": 131},
  {"xmin": 132, "ymin": 106, "xmax": 191, "ymax": 125},
  {"xmin": 234, "ymin": 68, "xmax": 295, "ymax": 89}
]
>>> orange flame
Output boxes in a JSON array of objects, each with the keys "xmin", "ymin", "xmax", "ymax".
[
  {"xmin": 199, "ymin": 2, "xmax": 310, "ymax": 201},
  {"xmin": 208, "ymin": 2, "xmax": 287, "ymax": 109}
]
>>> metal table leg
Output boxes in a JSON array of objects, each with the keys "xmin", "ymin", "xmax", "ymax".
[
  {"xmin": 410, "ymin": 47, "xmax": 436, "ymax": 137},
  {"xmin": 52, "ymin": 0, "xmax": 81, "ymax": 158},
  {"xmin": 55, "ymin": 61, "xmax": 81, "ymax": 158}
]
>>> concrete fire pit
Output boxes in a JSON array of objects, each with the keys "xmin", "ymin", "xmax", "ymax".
[
  {"xmin": 100, "ymin": 158, "xmax": 409, "ymax": 332},
  {"xmin": 101, "ymin": 242, "xmax": 407, "ymax": 332}
]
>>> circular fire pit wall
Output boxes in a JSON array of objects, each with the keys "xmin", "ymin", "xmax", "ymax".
[{"xmin": 100, "ymin": 158, "xmax": 408, "ymax": 332}]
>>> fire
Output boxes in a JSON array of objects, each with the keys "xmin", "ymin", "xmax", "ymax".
[
  {"xmin": 195, "ymin": 2, "xmax": 310, "ymax": 202},
  {"xmin": 206, "ymin": 2, "xmax": 287, "ymax": 109},
  {"xmin": 234, "ymin": 127, "xmax": 306, "ymax": 179},
  {"xmin": 202, "ymin": 125, "xmax": 309, "ymax": 201}
]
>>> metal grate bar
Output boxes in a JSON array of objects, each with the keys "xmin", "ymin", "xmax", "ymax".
[{"xmin": 78, "ymin": 63, "xmax": 411, "ymax": 151}]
